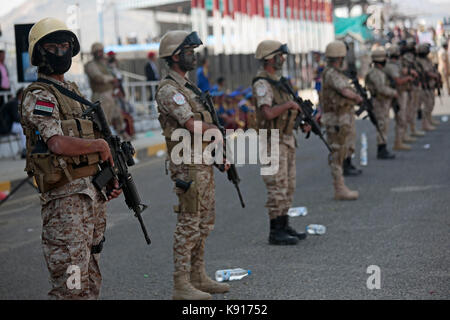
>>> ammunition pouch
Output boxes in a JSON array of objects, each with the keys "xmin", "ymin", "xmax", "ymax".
[
  {"xmin": 61, "ymin": 118, "xmax": 101, "ymax": 166},
  {"xmin": 31, "ymin": 151, "xmax": 99, "ymax": 193},
  {"xmin": 29, "ymin": 118, "xmax": 101, "ymax": 193}
]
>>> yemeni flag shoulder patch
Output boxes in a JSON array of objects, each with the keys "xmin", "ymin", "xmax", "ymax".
[{"xmin": 33, "ymin": 100, "xmax": 55, "ymax": 116}]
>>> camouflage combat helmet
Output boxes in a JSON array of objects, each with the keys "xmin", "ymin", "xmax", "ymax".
[
  {"xmin": 159, "ymin": 31, "xmax": 202, "ymax": 58},
  {"xmin": 325, "ymin": 40, "xmax": 347, "ymax": 58},
  {"xmin": 91, "ymin": 42, "xmax": 104, "ymax": 54},
  {"xmin": 28, "ymin": 17, "xmax": 80, "ymax": 66},
  {"xmin": 387, "ymin": 44, "xmax": 401, "ymax": 57},
  {"xmin": 371, "ymin": 48, "xmax": 387, "ymax": 62},
  {"xmin": 255, "ymin": 40, "xmax": 288, "ymax": 60}
]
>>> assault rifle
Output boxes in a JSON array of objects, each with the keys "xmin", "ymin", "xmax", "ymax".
[
  {"xmin": 36, "ymin": 78, "xmax": 151, "ymax": 245},
  {"xmin": 385, "ymin": 72, "xmax": 400, "ymax": 114},
  {"xmin": 83, "ymin": 102, "xmax": 151, "ymax": 245},
  {"xmin": 184, "ymin": 83, "xmax": 245, "ymax": 208},
  {"xmin": 279, "ymin": 77, "xmax": 332, "ymax": 153},
  {"xmin": 348, "ymin": 73, "xmax": 386, "ymax": 144}
]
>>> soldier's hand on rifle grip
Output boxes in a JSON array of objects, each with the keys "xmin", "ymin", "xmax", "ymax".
[
  {"xmin": 107, "ymin": 180, "xmax": 122, "ymax": 201},
  {"xmin": 355, "ymin": 95, "xmax": 363, "ymax": 105},
  {"xmin": 288, "ymin": 101, "xmax": 302, "ymax": 113},
  {"xmin": 97, "ymin": 139, "xmax": 114, "ymax": 167}
]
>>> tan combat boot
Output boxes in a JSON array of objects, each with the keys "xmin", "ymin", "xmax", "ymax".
[
  {"xmin": 334, "ymin": 177, "xmax": 359, "ymax": 200},
  {"xmin": 422, "ymin": 119, "xmax": 436, "ymax": 131},
  {"xmin": 172, "ymin": 272, "xmax": 212, "ymax": 300},
  {"xmin": 403, "ymin": 134, "xmax": 417, "ymax": 143},
  {"xmin": 429, "ymin": 115, "xmax": 440, "ymax": 126},
  {"xmin": 412, "ymin": 129, "xmax": 426, "ymax": 137},
  {"xmin": 393, "ymin": 138, "xmax": 412, "ymax": 151},
  {"xmin": 191, "ymin": 267, "xmax": 230, "ymax": 294}
]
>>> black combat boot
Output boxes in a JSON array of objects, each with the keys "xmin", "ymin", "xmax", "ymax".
[
  {"xmin": 343, "ymin": 157, "xmax": 362, "ymax": 176},
  {"xmin": 279, "ymin": 215, "xmax": 307, "ymax": 240},
  {"xmin": 269, "ymin": 217, "xmax": 299, "ymax": 245},
  {"xmin": 377, "ymin": 144, "xmax": 395, "ymax": 159}
]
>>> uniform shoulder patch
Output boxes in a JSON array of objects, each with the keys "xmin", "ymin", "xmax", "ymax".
[
  {"xmin": 33, "ymin": 100, "xmax": 55, "ymax": 116},
  {"xmin": 255, "ymin": 83, "xmax": 267, "ymax": 97},
  {"xmin": 173, "ymin": 93, "xmax": 186, "ymax": 105}
]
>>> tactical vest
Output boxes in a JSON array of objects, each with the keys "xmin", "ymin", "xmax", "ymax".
[
  {"xmin": 321, "ymin": 67, "xmax": 354, "ymax": 115},
  {"xmin": 156, "ymin": 76, "xmax": 214, "ymax": 154},
  {"xmin": 20, "ymin": 81, "xmax": 101, "ymax": 193},
  {"xmin": 365, "ymin": 68, "xmax": 388, "ymax": 99},
  {"xmin": 385, "ymin": 61, "xmax": 408, "ymax": 92},
  {"xmin": 252, "ymin": 71, "xmax": 298, "ymax": 135}
]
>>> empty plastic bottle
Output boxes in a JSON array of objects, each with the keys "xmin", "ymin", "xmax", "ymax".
[
  {"xmin": 360, "ymin": 132, "xmax": 368, "ymax": 166},
  {"xmin": 287, "ymin": 206, "xmax": 308, "ymax": 217},
  {"xmin": 215, "ymin": 268, "xmax": 251, "ymax": 282},
  {"xmin": 305, "ymin": 224, "xmax": 326, "ymax": 235}
]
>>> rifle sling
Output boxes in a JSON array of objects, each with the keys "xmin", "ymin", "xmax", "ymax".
[{"xmin": 36, "ymin": 78, "xmax": 96, "ymax": 109}]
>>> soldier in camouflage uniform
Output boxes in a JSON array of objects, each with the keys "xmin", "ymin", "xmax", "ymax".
[
  {"xmin": 385, "ymin": 44, "xmax": 416, "ymax": 151},
  {"xmin": 321, "ymin": 41, "xmax": 363, "ymax": 200},
  {"xmin": 438, "ymin": 38, "xmax": 450, "ymax": 95},
  {"xmin": 416, "ymin": 43, "xmax": 441, "ymax": 131},
  {"xmin": 252, "ymin": 40, "xmax": 309, "ymax": 246},
  {"xmin": 20, "ymin": 18, "xmax": 122, "ymax": 299},
  {"xmin": 365, "ymin": 48, "xmax": 397, "ymax": 159},
  {"xmin": 84, "ymin": 43, "xmax": 126, "ymax": 139},
  {"xmin": 155, "ymin": 30, "xmax": 230, "ymax": 300},
  {"xmin": 401, "ymin": 39, "xmax": 425, "ymax": 140}
]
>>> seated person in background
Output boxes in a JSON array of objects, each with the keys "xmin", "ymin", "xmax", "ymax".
[
  {"xmin": 228, "ymin": 89, "xmax": 246, "ymax": 129},
  {"xmin": 0, "ymin": 88, "xmax": 26, "ymax": 158},
  {"xmin": 211, "ymin": 89, "xmax": 226, "ymax": 127},
  {"xmin": 196, "ymin": 57, "xmax": 211, "ymax": 93},
  {"xmin": 237, "ymin": 88, "xmax": 256, "ymax": 130}
]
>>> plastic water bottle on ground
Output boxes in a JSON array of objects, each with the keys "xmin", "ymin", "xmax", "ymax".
[
  {"xmin": 306, "ymin": 224, "xmax": 326, "ymax": 235},
  {"xmin": 360, "ymin": 132, "xmax": 368, "ymax": 166},
  {"xmin": 287, "ymin": 207, "xmax": 308, "ymax": 217},
  {"xmin": 215, "ymin": 268, "xmax": 251, "ymax": 282}
]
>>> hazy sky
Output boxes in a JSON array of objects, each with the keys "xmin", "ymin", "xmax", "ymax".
[{"xmin": 0, "ymin": 0, "xmax": 27, "ymax": 17}]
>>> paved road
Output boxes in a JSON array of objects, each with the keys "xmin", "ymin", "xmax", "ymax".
[{"xmin": 0, "ymin": 114, "xmax": 449, "ymax": 300}]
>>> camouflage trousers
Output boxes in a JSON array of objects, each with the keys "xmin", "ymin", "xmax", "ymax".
[
  {"xmin": 92, "ymin": 90, "xmax": 125, "ymax": 134},
  {"xmin": 439, "ymin": 70, "xmax": 450, "ymax": 94},
  {"xmin": 419, "ymin": 89, "xmax": 435, "ymax": 121},
  {"xmin": 261, "ymin": 139, "xmax": 296, "ymax": 220},
  {"xmin": 324, "ymin": 112, "xmax": 354, "ymax": 182},
  {"xmin": 41, "ymin": 190, "xmax": 106, "ymax": 300},
  {"xmin": 372, "ymin": 97, "xmax": 390, "ymax": 145},
  {"xmin": 395, "ymin": 91, "xmax": 408, "ymax": 142},
  {"xmin": 169, "ymin": 162, "xmax": 215, "ymax": 275},
  {"xmin": 345, "ymin": 114, "xmax": 356, "ymax": 158},
  {"xmin": 407, "ymin": 87, "xmax": 420, "ymax": 132}
]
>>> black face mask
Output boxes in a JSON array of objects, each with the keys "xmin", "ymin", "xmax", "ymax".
[
  {"xmin": 44, "ymin": 47, "xmax": 73, "ymax": 74},
  {"xmin": 178, "ymin": 50, "xmax": 196, "ymax": 72}
]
